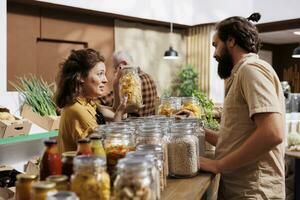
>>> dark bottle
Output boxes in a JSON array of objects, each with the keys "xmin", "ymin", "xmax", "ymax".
[
  {"xmin": 40, "ymin": 140, "xmax": 62, "ymax": 180},
  {"xmin": 76, "ymin": 138, "xmax": 92, "ymax": 156},
  {"xmin": 61, "ymin": 151, "xmax": 76, "ymax": 180}
]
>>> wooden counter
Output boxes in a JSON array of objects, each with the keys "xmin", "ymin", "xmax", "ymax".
[
  {"xmin": 162, "ymin": 172, "xmax": 216, "ymax": 200},
  {"xmin": 286, "ymin": 150, "xmax": 300, "ymax": 159}
]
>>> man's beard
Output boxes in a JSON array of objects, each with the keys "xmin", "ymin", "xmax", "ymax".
[{"xmin": 216, "ymin": 47, "xmax": 234, "ymax": 79}]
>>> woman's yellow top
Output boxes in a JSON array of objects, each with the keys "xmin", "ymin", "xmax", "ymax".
[{"xmin": 58, "ymin": 96, "xmax": 98, "ymax": 154}]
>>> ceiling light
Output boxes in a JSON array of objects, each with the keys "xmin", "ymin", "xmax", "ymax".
[
  {"xmin": 163, "ymin": 22, "xmax": 179, "ymax": 60},
  {"xmin": 293, "ymin": 31, "xmax": 300, "ymax": 36}
]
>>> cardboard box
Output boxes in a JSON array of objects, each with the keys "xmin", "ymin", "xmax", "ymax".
[
  {"xmin": 21, "ymin": 104, "xmax": 60, "ymax": 131},
  {"xmin": 0, "ymin": 110, "xmax": 32, "ymax": 138}
]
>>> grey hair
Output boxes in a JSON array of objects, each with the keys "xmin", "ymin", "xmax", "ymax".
[{"xmin": 113, "ymin": 51, "xmax": 134, "ymax": 67}]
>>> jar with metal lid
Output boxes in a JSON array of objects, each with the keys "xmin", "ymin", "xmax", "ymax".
[
  {"xmin": 126, "ymin": 151, "xmax": 161, "ymax": 199},
  {"xmin": 71, "ymin": 155, "xmax": 110, "ymax": 200},
  {"xmin": 114, "ymin": 158, "xmax": 155, "ymax": 200},
  {"xmin": 46, "ymin": 175, "xmax": 69, "ymax": 191},
  {"xmin": 31, "ymin": 181, "xmax": 57, "ymax": 200},
  {"xmin": 119, "ymin": 66, "xmax": 143, "ymax": 107},
  {"xmin": 158, "ymin": 97, "xmax": 179, "ymax": 116},
  {"xmin": 104, "ymin": 128, "xmax": 135, "ymax": 182},
  {"xmin": 180, "ymin": 97, "xmax": 203, "ymax": 118},
  {"xmin": 40, "ymin": 140, "xmax": 62, "ymax": 181},
  {"xmin": 136, "ymin": 144, "xmax": 166, "ymax": 190},
  {"xmin": 15, "ymin": 174, "xmax": 38, "ymax": 200},
  {"xmin": 46, "ymin": 191, "xmax": 78, "ymax": 200},
  {"xmin": 89, "ymin": 134, "xmax": 106, "ymax": 159},
  {"xmin": 168, "ymin": 124, "xmax": 199, "ymax": 178},
  {"xmin": 76, "ymin": 138, "xmax": 92, "ymax": 156},
  {"xmin": 61, "ymin": 151, "xmax": 76, "ymax": 180}
]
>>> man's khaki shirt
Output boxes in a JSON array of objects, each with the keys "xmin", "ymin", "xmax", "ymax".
[{"xmin": 216, "ymin": 53, "xmax": 285, "ymax": 199}]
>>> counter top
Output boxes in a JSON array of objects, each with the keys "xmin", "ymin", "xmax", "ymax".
[
  {"xmin": 286, "ymin": 150, "xmax": 300, "ymax": 159},
  {"xmin": 162, "ymin": 172, "xmax": 215, "ymax": 200}
]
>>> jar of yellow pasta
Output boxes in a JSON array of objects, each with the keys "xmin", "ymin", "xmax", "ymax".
[
  {"xmin": 71, "ymin": 156, "xmax": 110, "ymax": 200},
  {"xmin": 180, "ymin": 97, "xmax": 203, "ymax": 118},
  {"xmin": 158, "ymin": 97, "xmax": 180, "ymax": 116},
  {"xmin": 119, "ymin": 67, "xmax": 143, "ymax": 107}
]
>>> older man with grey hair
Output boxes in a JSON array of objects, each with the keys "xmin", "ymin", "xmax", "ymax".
[{"xmin": 100, "ymin": 51, "xmax": 158, "ymax": 117}]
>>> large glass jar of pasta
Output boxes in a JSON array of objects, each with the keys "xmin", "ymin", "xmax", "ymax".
[
  {"xmin": 119, "ymin": 66, "xmax": 143, "ymax": 107},
  {"xmin": 114, "ymin": 158, "xmax": 155, "ymax": 200},
  {"xmin": 71, "ymin": 156, "xmax": 110, "ymax": 200},
  {"xmin": 104, "ymin": 128, "xmax": 135, "ymax": 183},
  {"xmin": 16, "ymin": 174, "xmax": 37, "ymax": 200},
  {"xmin": 180, "ymin": 97, "xmax": 203, "ymax": 118},
  {"xmin": 168, "ymin": 124, "xmax": 199, "ymax": 178},
  {"xmin": 31, "ymin": 181, "xmax": 57, "ymax": 200}
]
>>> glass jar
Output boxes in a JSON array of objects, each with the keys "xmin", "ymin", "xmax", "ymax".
[
  {"xmin": 40, "ymin": 140, "xmax": 62, "ymax": 180},
  {"xmin": 31, "ymin": 181, "xmax": 57, "ymax": 200},
  {"xmin": 89, "ymin": 134, "xmax": 106, "ymax": 159},
  {"xmin": 46, "ymin": 191, "xmax": 79, "ymax": 200},
  {"xmin": 61, "ymin": 151, "xmax": 76, "ymax": 180},
  {"xmin": 126, "ymin": 152, "xmax": 161, "ymax": 199},
  {"xmin": 136, "ymin": 144, "xmax": 166, "ymax": 190},
  {"xmin": 168, "ymin": 125, "xmax": 199, "ymax": 178},
  {"xmin": 15, "ymin": 174, "xmax": 38, "ymax": 200},
  {"xmin": 114, "ymin": 158, "xmax": 155, "ymax": 200},
  {"xmin": 158, "ymin": 97, "xmax": 178, "ymax": 116},
  {"xmin": 136, "ymin": 122, "xmax": 163, "ymax": 145},
  {"xmin": 180, "ymin": 97, "xmax": 203, "ymax": 118},
  {"xmin": 104, "ymin": 128, "xmax": 135, "ymax": 183},
  {"xmin": 119, "ymin": 66, "xmax": 143, "ymax": 107},
  {"xmin": 71, "ymin": 156, "xmax": 110, "ymax": 200},
  {"xmin": 76, "ymin": 138, "xmax": 92, "ymax": 156},
  {"xmin": 46, "ymin": 175, "xmax": 69, "ymax": 191}
]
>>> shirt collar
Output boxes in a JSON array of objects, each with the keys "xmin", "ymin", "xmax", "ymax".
[
  {"xmin": 230, "ymin": 53, "xmax": 258, "ymax": 76},
  {"xmin": 76, "ymin": 96, "xmax": 97, "ymax": 108}
]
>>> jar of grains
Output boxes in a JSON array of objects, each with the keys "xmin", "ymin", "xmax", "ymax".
[
  {"xmin": 114, "ymin": 158, "xmax": 155, "ymax": 200},
  {"xmin": 168, "ymin": 123, "xmax": 199, "ymax": 178},
  {"xmin": 71, "ymin": 156, "xmax": 110, "ymax": 200}
]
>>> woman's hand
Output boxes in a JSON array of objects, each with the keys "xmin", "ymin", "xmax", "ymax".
[{"xmin": 175, "ymin": 109, "xmax": 195, "ymax": 118}]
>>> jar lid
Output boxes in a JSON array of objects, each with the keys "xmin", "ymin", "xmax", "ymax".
[
  {"xmin": 89, "ymin": 134, "xmax": 101, "ymax": 140},
  {"xmin": 44, "ymin": 140, "xmax": 57, "ymax": 145},
  {"xmin": 117, "ymin": 158, "xmax": 148, "ymax": 170},
  {"xmin": 17, "ymin": 174, "xmax": 37, "ymax": 180},
  {"xmin": 62, "ymin": 151, "xmax": 77, "ymax": 158},
  {"xmin": 77, "ymin": 138, "xmax": 90, "ymax": 144},
  {"xmin": 32, "ymin": 181, "xmax": 56, "ymax": 189},
  {"xmin": 126, "ymin": 151, "xmax": 156, "ymax": 160},
  {"xmin": 136, "ymin": 144, "xmax": 163, "ymax": 152},
  {"xmin": 46, "ymin": 191, "xmax": 78, "ymax": 200},
  {"xmin": 73, "ymin": 155, "xmax": 106, "ymax": 167},
  {"xmin": 46, "ymin": 175, "xmax": 68, "ymax": 183}
]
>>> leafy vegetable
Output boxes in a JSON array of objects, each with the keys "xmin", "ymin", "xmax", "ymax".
[{"xmin": 10, "ymin": 75, "xmax": 57, "ymax": 116}]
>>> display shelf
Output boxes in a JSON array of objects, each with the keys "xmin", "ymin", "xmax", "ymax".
[{"xmin": 0, "ymin": 131, "xmax": 58, "ymax": 145}]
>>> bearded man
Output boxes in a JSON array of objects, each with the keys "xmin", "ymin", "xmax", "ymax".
[{"xmin": 200, "ymin": 13, "xmax": 286, "ymax": 199}]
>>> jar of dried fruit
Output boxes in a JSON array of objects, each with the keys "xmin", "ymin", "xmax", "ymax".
[{"xmin": 114, "ymin": 158, "xmax": 155, "ymax": 200}]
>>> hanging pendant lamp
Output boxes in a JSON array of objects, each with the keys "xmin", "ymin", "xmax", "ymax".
[
  {"xmin": 292, "ymin": 45, "xmax": 300, "ymax": 58},
  {"xmin": 163, "ymin": 22, "xmax": 179, "ymax": 60}
]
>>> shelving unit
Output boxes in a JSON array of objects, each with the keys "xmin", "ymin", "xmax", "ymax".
[{"xmin": 0, "ymin": 131, "xmax": 58, "ymax": 145}]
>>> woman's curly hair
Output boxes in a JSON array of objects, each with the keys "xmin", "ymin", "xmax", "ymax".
[
  {"xmin": 216, "ymin": 13, "xmax": 262, "ymax": 53},
  {"xmin": 54, "ymin": 48, "xmax": 105, "ymax": 108}
]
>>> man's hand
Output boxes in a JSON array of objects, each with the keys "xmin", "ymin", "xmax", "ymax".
[
  {"xmin": 175, "ymin": 109, "xmax": 195, "ymax": 118},
  {"xmin": 200, "ymin": 157, "xmax": 222, "ymax": 174}
]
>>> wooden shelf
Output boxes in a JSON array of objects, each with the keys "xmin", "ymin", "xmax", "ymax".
[{"xmin": 0, "ymin": 131, "xmax": 58, "ymax": 145}]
